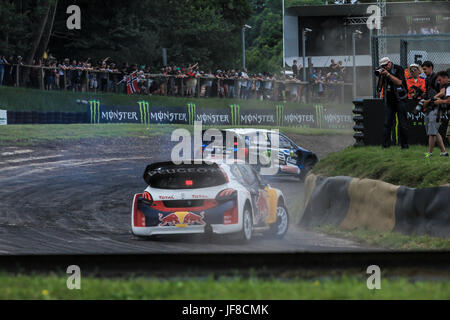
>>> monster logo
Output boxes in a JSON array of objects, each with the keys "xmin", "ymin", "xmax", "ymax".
[
  {"xmin": 138, "ymin": 100, "xmax": 150, "ymax": 125},
  {"xmin": 314, "ymin": 104, "xmax": 324, "ymax": 128},
  {"xmin": 229, "ymin": 104, "xmax": 240, "ymax": 126},
  {"xmin": 187, "ymin": 103, "xmax": 196, "ymax": 125},
  {"xmin": 89, "ymin": 100, "xmax": 100, "ymax": 124},
  {"xmin": 275, "ymin": 104, "xmax": 284, "ymax": 127}
]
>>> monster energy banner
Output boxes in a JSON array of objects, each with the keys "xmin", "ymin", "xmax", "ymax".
[
  {"xmin": 143, "ymin": 105, "xmax": 189, "ymax": 124},
  {"xmin": 89, "ymin": 100, "xmax": 189, "ymax": 124},
  {"xmin": 139, "ymin": 101, "xmax": 189, "ymax": 124},
  {"xmin": 283, "ymin": 110, "xmax": 316, "ymax": 127},
  {"xmin": 239, "ymin": 110, "xmax": 276, "ymax": 126},
  {"xmin": 89, "ymin": 103, "xmax": 141, "ymax": 124},
  {"xmin": 195, "ymin": 108, "xmax": 231, "ymax": 125},
  {"xmin": 87, "ymin": 99, "xmax": 352, "ymax": 128},
  {"xmin": 283, "ymin": 106, "xmax": 353, "ymax": 129}
]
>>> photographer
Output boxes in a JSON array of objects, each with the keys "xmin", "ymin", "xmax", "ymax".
[
  {"xmin": 422, "ymin": 61, "xmax": 439, "ymax": 97},
  {"xmin": 376, "ymin": 57, "xmax": 409, "ymax": 149},
  {"xmin": 433, "ymin": 71, "xmax": 450, "ymax": 155}
]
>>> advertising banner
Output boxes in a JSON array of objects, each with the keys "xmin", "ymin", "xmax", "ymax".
[
  {"xmin": 196, "ymin": 108, "xmax": 231, "ymax": 125},
  {"xmin": 239, "ymin": 109, "xmax": 277, "ymax": 126},
  {"xmin": 86, "ymin": 99, "xmax": 353, "ymax": 130}
]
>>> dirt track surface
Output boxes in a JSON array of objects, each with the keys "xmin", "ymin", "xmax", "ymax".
[{"xmin": 0, "ymin": 133, "xmax": 365, "ymax": 255}]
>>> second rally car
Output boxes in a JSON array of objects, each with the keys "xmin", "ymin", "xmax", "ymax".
[{"xmin": 131, "ymin": 160, "xmax": 289, "ymax": 242}]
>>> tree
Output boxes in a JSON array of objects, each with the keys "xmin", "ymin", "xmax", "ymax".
[
  {"xmin": 245, "ymin": 0, "xmax": 283, "ymax": 73},
  {"xmin": 26, "ymin": 0, "xmax": 52, "ymax": 65}
]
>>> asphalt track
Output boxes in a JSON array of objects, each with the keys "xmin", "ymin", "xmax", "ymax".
[{"xmin": 0, "ymin": 134, "xmax": 366, "ymax": 254}]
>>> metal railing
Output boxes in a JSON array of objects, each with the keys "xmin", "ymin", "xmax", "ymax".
[{"xmin": 0, "ymin": 64, "xmax": 354, "ymax": 103}]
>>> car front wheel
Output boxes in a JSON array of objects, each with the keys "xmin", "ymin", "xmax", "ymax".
[{"xmin": 268, "ymin": 204, "xmax": 289, "ymax": 239}]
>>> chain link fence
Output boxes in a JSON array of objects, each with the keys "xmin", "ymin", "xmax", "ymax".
[{"xmin": 371, "ymin": 33, "xmax": 450, "ymax": 97}]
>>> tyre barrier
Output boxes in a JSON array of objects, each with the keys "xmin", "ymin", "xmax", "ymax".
[
  {"xmin": 299, "ymin": 173, "xmax": 450, "ymax": 237},
  {"xmin": 5, "ymin": 111, "xmax": 89, "ymax": 124}
]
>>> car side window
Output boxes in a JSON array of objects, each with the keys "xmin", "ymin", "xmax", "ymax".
[
  {"xmin": 282, "ymin": 134, "xmax": 297, "ymax": 149},
  {"xmin": 278, "ymin": 134, "xmax": 292, "ymax": 149},
  {"xmin": 230, "ymin": 164, "xmax": 245, "ymax": 184},
  {"xmin": 237, "ymin": 164, "xmax": 257, "ymax": 186}
]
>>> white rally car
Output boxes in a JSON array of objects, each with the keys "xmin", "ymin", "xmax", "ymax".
[{"xmin": 131, "ymin": 160, "xmax": 289, "ymax": 241}]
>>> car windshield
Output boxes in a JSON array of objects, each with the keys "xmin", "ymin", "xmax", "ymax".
[{"xmin": 144, "ymin": 163, "xmax": 227, "ymax": 189}]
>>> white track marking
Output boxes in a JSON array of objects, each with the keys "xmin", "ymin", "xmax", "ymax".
[
  {"xmin": 0, "ymin": 155, "xmax": 63, "ymax": 165},
  {"xmin": 1, "ymin": 149, "xmax": 34, "ymax": 156},
  {"xmin": 0, "ymin": 156, "xmax": 152, "ymax": 179}
]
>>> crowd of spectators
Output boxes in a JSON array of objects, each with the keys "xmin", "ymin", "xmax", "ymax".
[
  {"xmin": 290, "ymin": 59, "xmax": 347, "ymax": 102},
  {"xmin": 407, "ymin": 26, "xmax": 441, "ymax": 35},
  {"xmin": 0, "ymin": 53, "xmax": 349, "ymax": 103}
]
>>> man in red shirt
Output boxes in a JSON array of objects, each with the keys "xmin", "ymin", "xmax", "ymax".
[{"xmin": 406, "ymin": 64, "xmax": 426, "ymax": 99}]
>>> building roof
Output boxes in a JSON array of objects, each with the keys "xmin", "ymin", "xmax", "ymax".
[{"xmin": 286, "ymin": 1, "xmax": 450, "ymax": 17}]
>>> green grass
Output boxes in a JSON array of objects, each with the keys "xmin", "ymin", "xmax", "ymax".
[
  {"xmin": 0, "ymin": 86, "xmax": 352, "ymax": 112},
  {"xmin": 312, "ymin": 145, "xmax": 450, "ymax": 188},
  {"xmin": 0, "ymin": 124, "xmax": 351, "ymax": 146},
  {"xmin": 0, "ymin": 124, "xmax": 179, "ymax": 145},
  {"xmin": 317, "ymin": 226, "xmax": 450, "ymax": 250},
  {"xmin": 0, "ymin": 273, "xmax": 448, "ymax": 299}
]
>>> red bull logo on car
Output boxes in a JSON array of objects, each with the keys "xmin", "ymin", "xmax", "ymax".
[
  {"xmin": 159, "ymin": 211, "xmax": 205, "ymax": 227},
  {"xmin": 255, "ymin": 191, "xmax": 269, "ymax": 223}
]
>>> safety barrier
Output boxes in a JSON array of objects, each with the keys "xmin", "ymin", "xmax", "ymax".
[
  {"xmin": 6, "ymin": 111, "xmax": 88, "ymax": 124},
  {"xmin": 300, "ymin": 173, "xmax": 450, "ymax": 237},
  {"xmin": 5, "ymin": 99, "xmax": 354, "ymax": 129}
]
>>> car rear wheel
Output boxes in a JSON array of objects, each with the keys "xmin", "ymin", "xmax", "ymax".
[
  {"xmin": 238, "ymin": 206, "xmax": 253, "ymax": 242},
  {"xmin": 268, "ymin": 204, "xmax": 289, "ymax": 239}
]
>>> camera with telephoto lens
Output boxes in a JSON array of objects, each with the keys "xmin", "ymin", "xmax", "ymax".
[
  {"xmin": 374, "ymin": 66, "xmax": 385, "ymax": 77},
  {"xmin": 414, "ymin": 98, "xmax": 436, "ymax": 115}
]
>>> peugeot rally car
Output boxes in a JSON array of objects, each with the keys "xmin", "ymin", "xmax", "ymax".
[
  {"xmin": 199, "ymin": 128, "xmax": 318, "ymax": 181},
  {"xmin": 131, "ymin": 160, "xmax": 289, "ymax": 241}
]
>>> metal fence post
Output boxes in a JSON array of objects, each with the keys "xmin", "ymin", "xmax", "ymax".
[
  {"xmin": 40, "ymin": 66, "xmax": 44, "ymax": 90},
  {"xmin": 371, "ymin": 35, "xmax": 379, "ymax": 98},
  {"xmin": 400, "ymin": 40, "xmax": 408, "ymax": 69},
  {"xmin": 181, "ymin": 78, "xmax": 184, "ymax": 97},
  {"xmin": 64, "ymin": 70, "xmax": 67, "ymax": 90},
  {"xmin": 196, "ymin": 77, "xmax": 200, "ymax": 97},
  {"xmin": 86, "ymin": 71, "xmax": 89, "ymax": 92},
  {"xmin": 217, "ymin": 79, "xmax": 220, "ymax": 97},
  {"xmin": 164, "ymin": 76, "xmax": 168, "ymax": 96},
  {"xmin": 15, "ymin": 64, "xmax": 20, "ymax": 87}
]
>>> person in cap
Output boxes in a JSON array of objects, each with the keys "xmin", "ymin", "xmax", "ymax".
[
  {"xmin": 376, "ymin": 57, "xmax": 409, "ymax": 149},
  {"xmin": 406, "ymin": 63, "xmax": 426, "ymax": 99}
]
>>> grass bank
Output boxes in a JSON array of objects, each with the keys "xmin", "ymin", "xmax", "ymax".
[
  {"xmin": 0, "ymin": 124, "xmax": 351, "ymax": 146},
  {"xmin": 0, "ymin": 273, "xmax": 448, "ymax": 299},
  {"xmin": 312, "ymin": 145, "xmax": 450, "ymax": 188},
  {"xmin": 0, "ymin": 86, "xmax": 351, "ymax": 112},
  {"xmin": 317, "ymin": 226, "xmax": 450, "ymax": 250}
]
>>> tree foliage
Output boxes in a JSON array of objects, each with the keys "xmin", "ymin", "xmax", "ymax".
[
  {"xmin": 245, "ymin": 0, "xmax": 283, "ymax": 73},
  {"xmin": 0, "ymin": 0, "xmax": 252, "ymax": 70}
]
